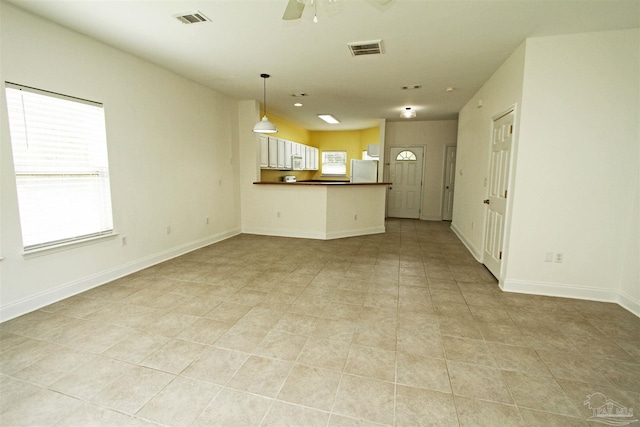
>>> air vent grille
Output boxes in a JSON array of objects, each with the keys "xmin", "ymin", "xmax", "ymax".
[
  {"xmin": 348, "ymin": 40, "xmax": 383, "ymax": 57},
  {"xmin": 175, "ymin": 11, "xmax": 211, "ymax": 24}
]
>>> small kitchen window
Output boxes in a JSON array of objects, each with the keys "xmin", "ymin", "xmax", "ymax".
[{"xmin": 321, "ymin": 150, "xmax": 347, "ymax": 176}]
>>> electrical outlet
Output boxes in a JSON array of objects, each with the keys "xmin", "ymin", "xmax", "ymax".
[
  {"xmin": 554, "ymin": 252, "xmax": 564, "ymax": 263},
  {"xmin": 277, "ymin": 212, "xmax": 281, "ymax": 218},
  {"xmin": 166, "ymin": 226, "xmax": 171, "ymax": 235},
  {"xmin": 354, "ymin": 214, "xmax": 358, "ymax": 220},
  {"xmin": 206, "ymin": 217, "xmax": 210, "ymax": 225},
  {"xmin": 122, "ymin": 237, "xmax": 127, "ymax": 246}
]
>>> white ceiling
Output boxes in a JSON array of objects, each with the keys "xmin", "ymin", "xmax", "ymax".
[{"xmin": 7, "ymin": 0, "xmax": 639, "ymax": 130}]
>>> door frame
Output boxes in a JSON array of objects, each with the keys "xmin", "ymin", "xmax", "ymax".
[
  {"xmin": 442, "ymin": 145, "xmax": 457, "ymax": 221},
  {"xmin": 482, "ymin": 105, "xmax": 519, "ymax": 283},
  {"xmin": 384, "ymin": 145, "xmax": 426, "ymax": 219}
]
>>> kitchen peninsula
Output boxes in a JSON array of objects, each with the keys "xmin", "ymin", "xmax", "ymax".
[{"xmin": 248, "ymin": 181, "xmax": 390, "ymax": 240}]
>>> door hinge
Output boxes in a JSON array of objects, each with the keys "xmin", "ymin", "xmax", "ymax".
[
  {"xmin": 499, "ymin": 251, "xmax": 502, "ymax": 260},
  {"xmin": 504, "ymin": 190, "xmax": 508, "ymax": 198}
]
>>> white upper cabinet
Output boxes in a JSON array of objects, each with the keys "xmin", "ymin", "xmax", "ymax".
[
  {"xmin": 259, "ymin": 135, "xmax": 268, "ymax": 168},
  {"xmin": 268, "ymin": 136, "xmax": 278, "ymax": 168},
  {"xmin": 277, "ymin": 139, "xmax": 286, "ymax": 169},
  {"xmin": 259, "ymin": 136, "xmax": 318, "ymax": 171},
  {"xmin": 284, "ymin": 140, "xmax": 292, "ymax": 169},
  {"xmin": 313, "ymin": 147, "xmax": 319, "ymax": 170}
]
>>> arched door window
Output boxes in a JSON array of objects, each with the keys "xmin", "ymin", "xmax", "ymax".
[{"xmin": 395, "ymin": 150, "xmax": 417, "ymax": 161}]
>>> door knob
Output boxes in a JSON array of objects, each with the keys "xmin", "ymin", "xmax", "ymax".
[{"xmin": 483, "ymin": 199, "xmax": 490, "ymax": 204}]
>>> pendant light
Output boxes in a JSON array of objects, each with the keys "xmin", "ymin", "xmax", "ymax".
[{"xmin": 253, "ymin": 73, "xmax": 277, "ymax": 133}]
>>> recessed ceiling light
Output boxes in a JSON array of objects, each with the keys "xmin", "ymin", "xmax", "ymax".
[
  {"xmin": 294, "ymin": 103, "xmax": 303, "ymax": 107},
  {"xmin": 402, "ymin": 84, "xmax": 422, "ymax": 90},
  {"xmin": 446, "ymin": 87, "xmax": 456, "ymax": 92},
  {"xmin": 318, "ymin": 114, "xmax": 340, "ymax": 124},
  {"xmin": 400, "ymin": 107, "xmax": 416, "ymax": 119}
]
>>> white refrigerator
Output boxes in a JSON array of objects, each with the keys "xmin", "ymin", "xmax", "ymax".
[{"xmin": 350, "ymin": 159, "xmax": 378, "ymax": 183}]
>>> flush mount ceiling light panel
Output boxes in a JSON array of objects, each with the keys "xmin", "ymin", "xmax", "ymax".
[
  {"xmin": 174, "ymin": 11, "xmax": 211, "ymax": 24},
  {"xmin": 318, "ymin": 114, "xmax": 340, "ymax": 124},
  {"xmin": 400, "ymin": 107, "xmax": 416, "ymax": 119},
  {"xmin": 348, "ymin": 40, "xmax": 384, "ymax": 57}
]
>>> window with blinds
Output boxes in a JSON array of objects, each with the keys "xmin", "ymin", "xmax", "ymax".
[
  {"xmin": 321, "ymin": 150, "xmax": 347, "ymax": 176},
  {"xmin": 5, "ymin": 83, "xmax": 114, "ymax": 251}
]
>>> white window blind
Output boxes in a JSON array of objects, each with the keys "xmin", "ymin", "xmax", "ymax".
[
  {"xmin": 321, "ymin": 150, "xmax": 347, "ymax": 176},
  {"xmin": 5, "ymin": 83, "xmax": 114, "ymax": 251}
]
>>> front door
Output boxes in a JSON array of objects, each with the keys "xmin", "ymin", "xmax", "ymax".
[
  {"xmin": 388, "ymin": 147, "xmax": 424, "ymax": 219},
  {"xmin": 483, "ymin": 110, "xmax": 514, "ymax": 278},
  {"xmin": 442, "ymin": 146, "xmax": 457, "ymax": 221}
]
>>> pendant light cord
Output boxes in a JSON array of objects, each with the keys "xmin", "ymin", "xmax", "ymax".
[{"xmin": 260, "ymin": 73, "xmax": 270, "ymax": 117}]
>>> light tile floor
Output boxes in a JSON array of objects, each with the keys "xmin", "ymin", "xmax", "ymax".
[{"xmin": 1, "ymin": 219, "xmax": 639, "ymax": 426}]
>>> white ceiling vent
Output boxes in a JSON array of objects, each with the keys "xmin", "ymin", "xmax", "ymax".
[
  {"xmin": 175, "ymin": 11, "xmax": 211, "ymax": 24},
  {"xmin": 347, "ymin": 40, "xmax": 383, "ymax": 57}
]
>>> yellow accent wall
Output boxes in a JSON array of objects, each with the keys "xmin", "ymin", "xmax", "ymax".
[
  {"xmin": 259, "ymin": 113, "xmax": 316, "ymax": 182},
  {"xmin": 309, "ymin": 127, "xmax": 380, "ymax": 180},
  {"xmin": 259, "ymin": 113, "xmax": 380, "ymax": 182},
  {"xmin": 268, "ymin": 114, "xmax": 311, "ymax": 145}
]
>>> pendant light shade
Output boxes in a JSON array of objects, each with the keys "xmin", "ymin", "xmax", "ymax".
[
  {"xmin": 253, "ymin": 115, "xmax": 277, "ymax": 133},
  {"xmin": 253, "ymin": 73, "xmax": 277, "ymax": 134}
]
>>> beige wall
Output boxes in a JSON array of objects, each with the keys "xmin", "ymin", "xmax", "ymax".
[
  {"xmin": 0, "ymin": 3, "xmax": 241, "ymax": 320},
  {"xmin": 453, "ymin": 29, "xmax": 639, "ymax": 316},
  {"xmin": 505, "ymin": 29, "xmax": 639, "ymax": 313},
  {"xmin": 385, "ymin": 120, "xmax": 458, "ymax": 220},
  {"xmin": 451, "ymin": 43, "xmax": 525, "ymax": 259}
]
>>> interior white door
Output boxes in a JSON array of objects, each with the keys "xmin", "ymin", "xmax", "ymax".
[
  {"xmin": 442, "ymin": 146, "xmax": 457, "ymax": 221},
  {"xmin": 388, "ymin": 147, "xmax": 424, "ymax": 219},
  {"xmin": 483, "ymin": 110, "xmax": 514, "ymax": 278}
]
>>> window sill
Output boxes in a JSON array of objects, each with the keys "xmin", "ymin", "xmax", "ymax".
[{"xmin": 22, "ymin": 232, "xmax": 119, "ymax": 259}]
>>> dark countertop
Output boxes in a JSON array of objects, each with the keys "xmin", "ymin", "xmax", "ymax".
[{"xmin": 253, "ymin": 181, "xmax": 391, "ymax": 186}]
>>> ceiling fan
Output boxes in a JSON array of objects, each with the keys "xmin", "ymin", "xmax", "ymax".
[{"xmin": 282, "ymin": 0, "xmax": 393, "ymax": 22}]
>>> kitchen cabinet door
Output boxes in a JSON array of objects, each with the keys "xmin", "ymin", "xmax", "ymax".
[
  {"xmin": 268, "ymin": 137, "xmax": 278, "ymax": 168},
  {"xmin": 299, "ymin": 143, "xmax": 306, "ymax": 167},
  {"xmin": 259, "ymin": 135, "xmax": 268, "ymax": 168},
  {"xmin": 312, "ymin": 147, "xmax": 319, "ymax": 170},
  {"xmin": 284, "ymin": 140, "xmax": 292, "ymax": 169},
  {"xmin": 305, "ymin": 146, "xmax": 313, "ymax": 169},
  {"xmin": 277, "ymin": 139, "xmax": 286, "ymax": 169}
]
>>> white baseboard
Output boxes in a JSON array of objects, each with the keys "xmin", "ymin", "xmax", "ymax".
[
  {"xmin": 241, "ymin": 227, "xmax": 327, "ymax": 240},
  {"xmin": 501, "ymin": 279, "xmax": 640, "ymax": 318},
  {"xmin": 0, "ymin": 228, "xmax": 241, "ymax": 323},
  {"xmin": 242, "ymin": 226, "xmax": 385, "ymax": 240},
  {"xmin": 617, "ymin": 290, "xmax": 640, "ymax": 318},
  {"xmin": 325, "ymin": 226, "xmax": 386, "ymax": 240},
  {"xmin": 450, "ymin": 223, "xmax": 482, "ymax": 262}
]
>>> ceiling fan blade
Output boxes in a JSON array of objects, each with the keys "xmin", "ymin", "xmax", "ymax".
[{"xmin": 282, "ymin": 0, "xmax": 305, "ymax": 20}]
